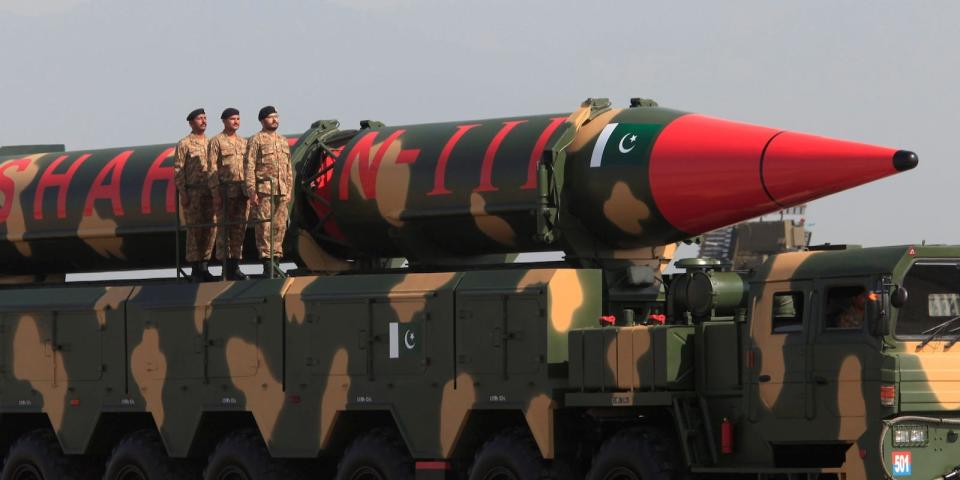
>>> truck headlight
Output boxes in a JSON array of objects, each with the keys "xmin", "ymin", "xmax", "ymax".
[{"xmin": 893, "ymin": 425, "xmax": 928, "ymax": 447}]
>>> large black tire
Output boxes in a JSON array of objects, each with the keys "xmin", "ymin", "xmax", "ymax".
[
  {"xmin": 544, "ymin": 457, "xmax": 581, "ymax": 480},
  {"xmin": 103, "ymin": 430, "xmax": 200, "ymax": 480},
  {"xmin": 0, "ymin": 429, "xmax": 99, "ymax": 480},
  {"xmin": 335, "ymin": 428, "xmax": 413, "ymax": 480},
  {"xmin": 468, "ymin": 428, "xmax": 544, "ymax": 480},
  {"xmin": 586, "ymin": 428, "xmax": 677, "ymax": 480},
  {"xmin": 203, "ymin": 429, "xmax": 304, "ymax": 480}
]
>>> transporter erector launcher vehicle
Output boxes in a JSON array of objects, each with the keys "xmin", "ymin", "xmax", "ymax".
[{"xmin": 0, "ymin": 98, "xmax": 950, "ymax": 480}]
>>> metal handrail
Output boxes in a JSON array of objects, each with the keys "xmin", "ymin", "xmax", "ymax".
[{"xmin": 174, "ymin": 179, "xmax": 283, "ymax": 281}]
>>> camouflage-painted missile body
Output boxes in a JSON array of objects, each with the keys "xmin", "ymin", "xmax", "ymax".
[
  {"xmin": 297, "ymin": 98, "xmax": 915, "ymax": 270},
  {"xmin": 0, "ymin": 98, "xmax": 913, "ymax": 274},
  {"xmin": 0, "ymin": 99, "xmax": 934, "ymax": 480}
]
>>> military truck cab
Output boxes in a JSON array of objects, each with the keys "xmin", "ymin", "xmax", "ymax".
[
  {"xmin": 748, "ymin": 245, "xmax": 960, "ymax": 479},
  {"xmin": 570, "ymin": 245, "xmax": 960, "ymax": 479}
]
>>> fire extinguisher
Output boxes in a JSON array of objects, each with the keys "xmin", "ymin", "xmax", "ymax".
[{"xmin": 720, "ymin": 417, "xmax": 734, "ymax": 454}]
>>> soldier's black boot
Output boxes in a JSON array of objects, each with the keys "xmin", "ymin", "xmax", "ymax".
[
  {"xmin": 262, "ymin": 258, "xmax": 274, "ymax": 278},
  {"xmin": 189, "ymin": 262, "xmax": 204, "ymax": 282},
  {"xmin": 224, "ymin": 259, "xmax": 244, "ymax": 281},
  {"xmin": 223, "ymin": 259, "xmax": 237, "ymax": 281},
  {"xmin": 196, "ymin": 261, "xmax": 217, "ymax": 282}
]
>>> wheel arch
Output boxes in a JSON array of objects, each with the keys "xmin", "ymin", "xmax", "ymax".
[
  {"xmin": 324, "ymin": 410, "xmax": 405, "ymax": 460},
  {"xmin": 186, "ymin": 411, "xmax": 259, "ymax": 459},
  {"xmin": 0, "ymin": 413, "xmax": 54, "ymax": 457},
  {"xmin": 451, "ymin": 410, "xmax": 528, "ymax": 461},
  {"xmin": 84, "ymin": 412, "xmax": 157, "ymax": 456}
]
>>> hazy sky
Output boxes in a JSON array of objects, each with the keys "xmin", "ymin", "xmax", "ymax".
[{"xmin": 1, "ymin": 0, "xmax": 957, "ymax": 252}]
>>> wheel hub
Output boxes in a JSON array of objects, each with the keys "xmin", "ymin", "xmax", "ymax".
[
  {"xmin": 11, "ymin": 463, "xmax": 43, "ymax": 480},
  {"xmin": 114, "ymin": 464, "xmax": 149, "ymax": 480},
  {"xmin": 348, "ymin": 465, "xmax": 386, "ymax": 480},
  {"xmin": 215, "ymin": 464, "xmax": 252, "ymax": 480}
]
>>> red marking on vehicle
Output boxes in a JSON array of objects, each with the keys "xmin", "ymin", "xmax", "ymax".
[
  {"xmin": 599, "ymin": 315, "xmax": 616, "ymax": 326},
  {"xmin": 310, "ymin": 147, "xmax": 347, "ymax": 241},
  {"xmin": 69, "ymin": 399, "xmax": 80, "ymax": 407},
  {"xmin": 142, "ymin": 148, "xmax": 176, "ymax": 214},
  {"xmin": 397, "ymin": 148, "xmax": 420, "ymax": 164},
  {"xmin": 475, "ymin": 120, "xmax": 527, "ymax": 193},
  {"xmin": 287, "ymin": 137, "xmax": 298, "ymax": 146},
  {"xmin": 880, "ymin": 384, "xmax": 896, "ymax": 407},
  {"xmin": 287, "ymin": 394, "xmax": 301, "ymax": 405},
  {"xmin": 720, "ymin": 418, "xmax": 734, "ymax": 454},
  {"xmin": 415, "ymin": 461, "xmax": 451, "ymax": 471},
  {"xmin": 649, "ymin": 114, "xmax": 779, "ymax": 234},
  {"xmin": 84, "ymin": 150, "xmax": 131, "ymax": 217},
  {"xmin": 762, "ymin": 131, "xmax": 898, "ymax": 207},
  {"xmin": 648, "ymin": 313, "xmax": 666, "ymax": 324},
  {"xmin": 337, "ymin": 130, "xmax": 405, "ymax": 201},
  {"xmin": 907, "ymin": 246, "xmax": 917, "ymax": 257},
  {"xmin": 891, "ymin": 451, "xmax": 911, "ymax": 475},
  {"xmin": 0, "ymin": 157, "xmax": 31, "ymax": 222},
  {"xmin": 522, "ymin": 117, "xmax": 567, "ymax": 189},
  {"xmin": 34, "ymin": 153, "xmax": 90, "ymax": 220},
  {"xmin": 315, "ymin": 149, "xmax": 340, "ymax": 188},
  {"xmin": 428, "ymin": 124, "xmax": 481, "ymax": 196},
  {"xmin": 368, "ymin": 130, "xmax": 406, "ymax": 196}
]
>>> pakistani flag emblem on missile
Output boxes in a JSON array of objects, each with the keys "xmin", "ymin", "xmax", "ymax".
[{"xmin": 589, "ymin": 123, "xmax": 663, "ymax": 167}]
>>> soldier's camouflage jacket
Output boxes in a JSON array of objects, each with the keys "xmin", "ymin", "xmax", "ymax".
[
  {"xmin": 246, "ymin": 131, "xmax": 292, "ymax": 198},
  {"xmin": 207, "ymin": 132, "xmax": 248, "ymax": 198},
  {"xmin": 174, "ymin": 134, "xmax": 211, "ymax": 193}
]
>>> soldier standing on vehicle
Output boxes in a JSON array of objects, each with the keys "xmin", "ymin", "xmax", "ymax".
[
  {"xmin": 175, "ymin": 108, "xmax": 218, "ymax": 282},
  {"xmin": 246, "ymin": 106, "xmax": 292, "ymax": 277},
  {"xmin": 208, "ymin": 107, "xmax": 250, "ymax": 281}
]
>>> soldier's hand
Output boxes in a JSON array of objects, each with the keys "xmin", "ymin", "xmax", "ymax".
[{"xmin": 250, "ymin": 193, "xmax": 260, "ymax": 206}]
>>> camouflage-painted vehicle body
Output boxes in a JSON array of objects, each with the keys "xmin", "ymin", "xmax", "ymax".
[
  {"xmin": 0, "ymin": 99, "xmax": 936, "ymax": 479},
  {"xmin": 659, "ymin": 245, "xmax": 960, "ymax": 479},
  {"xmin": 2, "ymin": 245, "xmax": 957, "ymax": 479}
]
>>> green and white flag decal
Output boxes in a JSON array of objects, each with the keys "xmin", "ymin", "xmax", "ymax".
[{"xmin": 589, "ymin": 123, "xmax": 662, "ymax": 168}]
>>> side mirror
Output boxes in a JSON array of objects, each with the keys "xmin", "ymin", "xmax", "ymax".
[
  {"xmin": 867, "ymin": 287, "xmax": 892, "ymax": 337},
  {"xmin": 891, "ymin": 286, "xmax": 909, "ymax": 308}
]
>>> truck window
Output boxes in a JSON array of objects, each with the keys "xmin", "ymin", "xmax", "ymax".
[
  {"xmin": 825, "ymin": 286, "xmax": 867, "ymax": 330},
  {"xmin": 896, "ymin": 263, "xmax": 960, "ymax": 336},
  {"xmin": 772, "ymin": 291, "xmax": 804, "ymax": 334}
]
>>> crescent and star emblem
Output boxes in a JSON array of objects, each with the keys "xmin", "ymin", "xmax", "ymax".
[
  {"xmin": 404, "ymin": 330, "xmax": 416, "ymax": 350},
  {"xmin": 618, "ymin": 133, "xmax": 638, "ymax": 154}
]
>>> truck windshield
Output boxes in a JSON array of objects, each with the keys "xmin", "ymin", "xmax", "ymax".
[{"xmin": 896, "ymin": 262, "xmax": 960, "ymax": 336}]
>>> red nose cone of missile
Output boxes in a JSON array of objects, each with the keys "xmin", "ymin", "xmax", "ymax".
[
  {"xmin": 649, "ymin": 114, "xmax": 917, "ymax": 235},
  {"xmin": 762, "ymin": 132, "xmax": 916, "ymax": 206}
]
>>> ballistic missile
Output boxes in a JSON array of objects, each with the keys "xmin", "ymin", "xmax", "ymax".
[
  {"xmin": 299, "ymin": 98, "xmax": 917, "ymax": 266},
  {"xmin": 0, "ymin": 98, "xmax": 917, "ymax": 275}
]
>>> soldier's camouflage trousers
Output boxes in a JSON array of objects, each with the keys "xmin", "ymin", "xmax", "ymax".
[
  {"xmin": 184, "ymin": 191, "xmax": 217, "ymax": 262},
  {"xmin": 254, "ymin": 194, "xmax": 289, "ymax": 258},
  {"xmin": 216, "ymin": 186, "xmax": 250, "ymax": 261}
]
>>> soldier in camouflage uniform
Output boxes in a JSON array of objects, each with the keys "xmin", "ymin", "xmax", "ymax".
[
  {"xmin": 174, "ymin": 108, "xmax": 217, "ymax": 282},
  {"xmin": 208, "ymin": 108, "xmax": 250, "ymax": 281},
  {"xmin": 245, "ymin": 106, "xmax": 292, "ymax": 277}
]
